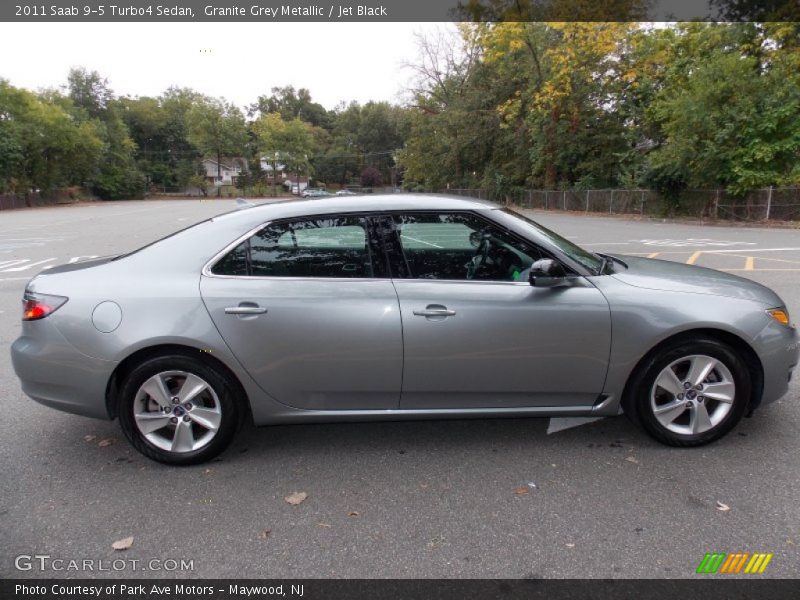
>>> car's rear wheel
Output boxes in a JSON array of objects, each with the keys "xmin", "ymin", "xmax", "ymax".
[
  {"xmin": 118, "ymin": 355, "xmax": 241, "ymax": 465},
  {"xmin": 624, "ymin": 337, "xmax": 751, "ymax": 446}
]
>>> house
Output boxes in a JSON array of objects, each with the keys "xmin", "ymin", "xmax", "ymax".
[
  {"xmin": 283, "ymin": 177, "xmax": 310, "ymax": 194},
  {"xmin": 202, "ymin": 157, "xmax": 248, "ymax": 186},
  {"xmin": 259, "ymin": 156, "xmax": 287, "ymax": 181}
]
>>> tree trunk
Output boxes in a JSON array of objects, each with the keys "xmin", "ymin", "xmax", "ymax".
[{"xmin": 216, "ymin": 149, "xmax": 222, "ymax": 197}]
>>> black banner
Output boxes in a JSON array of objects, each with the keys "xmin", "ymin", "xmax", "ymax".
[
  {"xmin": 2, "ymin": 0, "xmax": 800, "ymax": 22},
  {"xmin": 3, "ymin": 579, "xmax": 800, "ymax": 600}
]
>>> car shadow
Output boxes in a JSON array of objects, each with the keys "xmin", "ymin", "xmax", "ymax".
[{"xmin": 227, "ymin": 414, "xmax": 650, "ymax": 461}]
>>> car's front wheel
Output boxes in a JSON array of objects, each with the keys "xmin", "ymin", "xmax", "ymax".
[
  {"xmin": 118, "ymin": 355, "xmax": 241, "ymax": 465},
  {"xmin": 625, "ymin": 337, "xmax": 752, "ymax": 446}
]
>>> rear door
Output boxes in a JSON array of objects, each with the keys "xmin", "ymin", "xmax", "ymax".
[{"xmin": 200, "ymin": 214, "xmax": 403, "ymax": 410}]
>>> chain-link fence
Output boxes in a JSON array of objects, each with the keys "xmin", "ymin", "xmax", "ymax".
[{"xmin": 449, "ymin": 187, "xmax": 800, "ymax": 222}]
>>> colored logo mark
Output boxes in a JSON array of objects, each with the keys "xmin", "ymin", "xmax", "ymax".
[{"xmin": 696, "ymin": 552, "xmax": 773, "ymax": 574}]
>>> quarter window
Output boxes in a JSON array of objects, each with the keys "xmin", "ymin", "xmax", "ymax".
[{"xmin": 211, "ymin": 216, "xmax": 373, "ymax": 278}]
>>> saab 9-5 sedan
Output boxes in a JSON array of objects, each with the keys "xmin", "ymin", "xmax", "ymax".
[{"xmin": 11, "ymin": 196, "xmax": 798, "ymax": 464}]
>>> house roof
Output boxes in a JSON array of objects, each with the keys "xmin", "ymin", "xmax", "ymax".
[{"xmin": 203, "ymin": 157, "xmax": 248, "ymax": 170}]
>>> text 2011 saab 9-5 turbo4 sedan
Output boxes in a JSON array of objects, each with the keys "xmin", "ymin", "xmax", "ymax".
[{"xmin": 11, "ymin": 196, "xmax": 798, "ymax": 464}]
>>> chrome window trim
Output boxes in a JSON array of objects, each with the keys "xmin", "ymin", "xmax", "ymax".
[
  {"xmin": 202, "ymin": 216, "xmax": 380, "ymax": 281},
  {"xmin": 202, "ymin": 221, "xmax": 271, "ymax": 278},
  {"xmin": 201, "ymin": 213, "xmax": 579, "ymax": 287}
]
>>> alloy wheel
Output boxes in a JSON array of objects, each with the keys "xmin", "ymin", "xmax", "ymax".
[
  {"xmin": 132, "ymin": 370, "xmax": 222, "ymax": 453},
  {"xmin": 649, "ymin": 354, "xmax": 736, "ymax": 435}
]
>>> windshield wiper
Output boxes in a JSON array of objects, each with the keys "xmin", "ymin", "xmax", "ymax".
[
  {"xmin": 595, "ymin": 253, "xmax": 628, "ymax": 275},
  {"xmin": 596, "ymin": 255, "xmax": 609, "ymax": 275}
]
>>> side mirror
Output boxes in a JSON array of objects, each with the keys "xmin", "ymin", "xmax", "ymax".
[{"xmin": 528, "ymin": 259, "xmax": 567, "ymax": 287}]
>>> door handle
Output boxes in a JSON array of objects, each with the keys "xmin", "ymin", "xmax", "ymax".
[
  {"xmin": 413, "ymin": 305, "xmax": 456, "ymax": 318},
  {"xmin": 225, "ymin": 305, "xmax": 268, "ymax": 315}
]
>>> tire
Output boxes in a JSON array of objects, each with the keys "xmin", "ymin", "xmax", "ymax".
[
  {"xmin": 118, "ymin": 355, "xmax": 242, "ymax": 465},
  {"xmin": 623, "ymin": 337, "xmax": 751, "ymax": 447}
]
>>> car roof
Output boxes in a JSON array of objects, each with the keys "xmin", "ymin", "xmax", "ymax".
[{"xmin": 211, "ymin": 194, "xmax": 500, "ymax": 226}]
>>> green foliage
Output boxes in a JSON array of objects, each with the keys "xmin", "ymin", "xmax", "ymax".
[
  {"xmin": 0, "ymin": 79, "xmax": 104, "ymax": 194},
  {"xmin": 188, "ymin": 174, "xmax": 210, "ymax": 197},
  {"xmin": 186, "ymin": 98, "xmax": 248, "ymax": 163},
  {"xmin": 360, "ymin": 166, "xmax": 383, "ymax": 187},
  {"xmin": 63, "ymin": 68, "xmax": 146, "ymax": 199},
  {"xmin": 250, "ymin": 86, "xmax": 332, "ymax": 129},
  {"xmin": 253, "ymin": 112, "xmax": 315, "ymax": 176},
  {"xmin": 401, "ymin": 22, "xmax": 800, "ymax": 195},
  {"xmin": 4, "ymin": 25, "xmax": 799, "ymax": 203}
]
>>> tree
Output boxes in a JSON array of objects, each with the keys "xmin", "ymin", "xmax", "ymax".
[
  {"xmin": 119, "ymin": 88, "xmax": 204, "ymax": 191},
  {"xmin": 645, "ymin": 23, "xmax": 800, "ymax": 194},
  {"xmin": 64, "ymin": 68, "xmax": 146, "ymax": 199},
  {"xmin": 0, "ymin": 79, "xmax": 104, "ymax": 194},
  {"xmin": 250, "ymin": 86, "xmax": 332, "ymax": 129},
  {"xmin": 360, "ymin": 166, "xmax": 383, "ymax": 188},
  {"xmin": 253, "ymin": 112, "xmax": 316, "ymax": 193},
  {"xmin": 67, "ymin": 67, "xmax": 114, "ymax": 119},
  {"xmin": 186, "ymin": 97, "xmax": 247, "ymax": 196},
  {"xmin": 399, "ymin": 25, "xmax": 489, "ymax": 190}
]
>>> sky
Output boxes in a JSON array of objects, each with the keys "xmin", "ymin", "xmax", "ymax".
[{"xmin": 0, "ymin": 22, "xmax": 444, "ymax": 110}]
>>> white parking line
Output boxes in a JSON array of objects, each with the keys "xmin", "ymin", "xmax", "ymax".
[
  {"xmin": 400, "ymin": 235, "xmax": 443, "ymax": 249},
  {"xmin": 636, "ymin": 239, "xmax": 757, "ymax": 247},
  {"xmin": 0, "ymin": 259, "xmax": 30, "ymax": 269},
  {"xmin": 701, "ymin": 247, "xmax": 800, "ymax": 254},
  {"xmin": 0, "ymin": 258, "xmax": 56, "ymax": 272},
  {"xmin": 581, "ymin": 242, "xmax": 631, "ymax": 246}
]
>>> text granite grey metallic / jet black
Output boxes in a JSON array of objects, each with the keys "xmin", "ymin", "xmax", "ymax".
[{"xmin": 10, "ymin": 196, "xmax": 798, "ymax": 464}]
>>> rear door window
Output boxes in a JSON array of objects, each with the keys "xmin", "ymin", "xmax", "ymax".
[{"xmin": 211, "ymin": 216, "xmax": 374, "ymax": 278}]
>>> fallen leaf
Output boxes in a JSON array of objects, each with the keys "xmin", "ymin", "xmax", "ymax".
[
  {"xmin": 111, "ymin": 536, "xmax": 133, "ymax": 551},
  {"xmin": 98, "ymin": 438, "xmax": 115, "ymax": 447},
  {"xmin": 284, "ymin": 491, "xmax": 308, "ymax": 506},
  {"xmin": 317, "ymin": 522, "xmax": 331, "ymax": 528},
  {"xmin": 514, "ymin": 487, "xmax": 529, "ymax": 496},
  {"xmin": 566, "ymin": 543, "xmax": 575, "ymax": 548},
  {"xmin": 716, "ymin": 501, "xmax": 731, "ymax": 512},
  {"xmin": 83, "ymin": 435, "xmax": 96, "ymax": 443},
  {"xmin": 625, "ymin": 456, "xmax": 639, "ymax": 464},
  {"xmin": 348, "ymin": 511, "xmax": 359, "ymax": 517},
  {"xmin": 257, "ymin": 529, "xmax": 271, "ymax": 540},
  {"xmin": 527, "ymin": 482, "xmax": 537, "ymax": 489}
]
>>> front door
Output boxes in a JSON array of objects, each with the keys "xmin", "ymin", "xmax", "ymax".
[
  {"xmin": 200, "ymin": 215, "xmax": 403, "ymax": 410},
  {"xmin": 388, "ymin": 212, "xmax": 611, "ymax": 409}
]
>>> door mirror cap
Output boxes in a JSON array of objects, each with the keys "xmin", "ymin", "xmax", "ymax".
[{"xmin": 529, "ymin": 259, "xmax": 567, "ymax": 287}]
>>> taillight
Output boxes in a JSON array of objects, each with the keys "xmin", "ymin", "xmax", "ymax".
[{"xmin": 22, "ymin": 292, "xmax": 68, "ymax": 321}]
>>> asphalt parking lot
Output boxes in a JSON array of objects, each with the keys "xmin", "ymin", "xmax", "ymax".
[{"xmin": 0, "ymin": 199, "xmax": 798, "ymax": 579}]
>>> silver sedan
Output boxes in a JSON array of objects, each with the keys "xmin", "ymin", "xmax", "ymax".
[{"xmin": 11, "ymin": 196, "xmax": 799, "ymax": 464}]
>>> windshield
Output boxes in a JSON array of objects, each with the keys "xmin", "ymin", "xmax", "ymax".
[{"xmin": 500, "ymin": 208, "xmax": 604, "ymax": 274}]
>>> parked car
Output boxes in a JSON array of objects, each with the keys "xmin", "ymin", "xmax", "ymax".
[
  {"xmin": 11, "ymin": 196, "xmax": 798, "ymax": 464},
  {"xmin": 336, "ymin": 189, "xmax": 358, "ymax": 196},
  {"xmin": 301, "ymin": 189, "xmax": 332, "ymax": 198}
]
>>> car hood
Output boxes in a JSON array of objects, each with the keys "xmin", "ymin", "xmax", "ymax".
[{"xmin": 609, "ymin": 255, "xmax": 783, "ymax": 306}]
